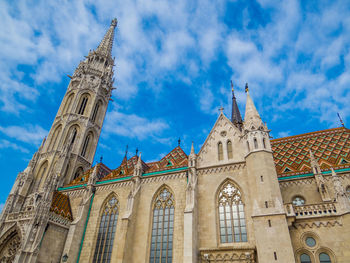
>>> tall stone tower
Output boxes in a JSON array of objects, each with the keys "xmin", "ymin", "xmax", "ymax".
[
  {"xmin": 243, "ymin": 85, "xmax": 295, "ymax": 262},
  {"xmin": 0, "ymin": 19, "xmax": 117, "ymax": 263}
]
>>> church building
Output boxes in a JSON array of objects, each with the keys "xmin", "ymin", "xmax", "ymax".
[{"xmin": 0, "ymin": 19, "xmax": 349, "ymax": 263}]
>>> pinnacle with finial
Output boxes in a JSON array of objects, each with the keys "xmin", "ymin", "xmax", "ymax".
[
  {"xmin": 245, "ymin": 83, "xmax": 249, "ymax": 93},
  {"xmin": 190, "ymin": 141, "xmax": 195, "ymax": 155},
  {"xmin": 96, "ymin": 18, "xmax": 118, "ymax": 57},
  {"xmin": 231, "ymin": 80, "xmax": 242, "ymax": 125}
]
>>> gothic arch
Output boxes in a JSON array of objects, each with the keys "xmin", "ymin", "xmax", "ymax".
[
  {"xmin": 215, "ymin": 178, "xmax": 245, "ymax": 202},
  {"xmin": 61, "ymin": 92, "xmax": 75, "ymax": 115},
  {"xmin": 150, "ymin": 184, "xmax": 176, "ymax": 209},
  {"xmin": 76, "ymin": 93, "xmax": 91, "ymax": 115},
  {"xmin": 0, "ymin": 224, "xmax": 22, "ymax": 262},
  {"xmin": 73, "ymin": 167, "xmax": 84, "ymax": 180},
  {"xmin": 216, "ymin": 179, "xmax": 247, "ymax": 243},
  {"xmin": 148, "ymin": 185, "xmax": 175, "ymax": 263},
  {"xmin": 47, "ymin": 124, "xmax": 62, "ymax": 151},
  {"xmin": 92, "ymin": 193, "xmax": 120, "ymax": 263},
  {"xmin": 63, "ymin": 124, "xmax": 81, "ymax": 149}
]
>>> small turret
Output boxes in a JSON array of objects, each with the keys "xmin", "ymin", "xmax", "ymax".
[
  {"xmin": 242, "ymin": 85, "xmax": 271, "ymax": 156},
  {"xmin": 309, "ymin": 150, "xmax": 331, "ymax": 201},
  {"xmin": 188, "ymin": 142, "xmax": 197, "ymax": 168}
]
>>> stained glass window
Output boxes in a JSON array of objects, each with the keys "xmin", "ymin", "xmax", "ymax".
[
  {"xmin": 93, "ymin": 196, "xmax": 119, "ymax": 263},
  {"xmin": 300, "ymin": 253, "xmax": 311, "ymax": 263},
  {"xmin": 149, "ymin": 188, "xmax": 174, "ymax": 263},
  {"xmin": 218, "ymin": 181, "xmax": 247, "ymax": 243},
  {"xmin": 319, "ymin": 253, "xmax": 331, "ymax": 263}
]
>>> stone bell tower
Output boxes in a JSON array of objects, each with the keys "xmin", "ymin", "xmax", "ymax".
[
  {"xmin": 0, "ymin": 19, "xmax": 117, "ymax": 263},
  {"xmin": 242, "ymin": 84, "xmax": 295, "ymax": 262}
]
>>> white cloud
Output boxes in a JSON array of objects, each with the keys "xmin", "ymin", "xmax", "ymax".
[
  {"xmin": 0, "ymin": 139, "xmax": 29, "ymax": 153},
  {"xmin": 104, "ymin": 108, "xmax": 169, "ymax": 141},
  {"xmin": 0, "ymin": 125, "xmax": 48, "ymax": 145}
]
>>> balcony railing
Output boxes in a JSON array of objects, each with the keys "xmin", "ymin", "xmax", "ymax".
[{"xmin": 285, "ymin": 202, "xmax": 337, "ymax": 219}]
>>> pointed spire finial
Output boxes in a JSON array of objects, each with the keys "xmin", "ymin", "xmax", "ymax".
[
  {"xmin": 136, "ymin": 147, "xmax": 139, "ymax": 156},
  {"xmin": 95, "ymin": 18, "xmax": 118, "ymax": 57},
  {"xmin": 245, "ymin": 83, "xmax": 249, "ymax": 93},
  {"xmin": 137, "ymin": 152, "xmax": 142, "ymax": 166},
  {"xmin": 309, "ymin": 150, "xmax": 321, "ymax": 174},
  {"xmin": 178, "ymin": 138, "xmax": 181, "ymax": 147},
  {"xmin": 244, "ymin": 85, "xmax": 263, "ymax": 129},
  {"xmin": 190, "ymin": 141, "xmax": 195, "ymax": 155},
  {"xmin": 125, "ymin": 145, "xmax": 128, "ymax": 157},
  {"xmin": 337, "ymin": 113, "xmax": 345, "ymax": 128},
  {"xmin": 230, "ymin": 81, "xmax": 242, "ymax": 126},
  {"xmin": 100, "ymin": 155, "xmax": 103, "ymax": 163}
]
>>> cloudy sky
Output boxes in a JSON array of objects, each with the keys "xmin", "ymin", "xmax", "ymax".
[{"xmin": 0, "ymin": 0, "xmax": 349, "ymax": 205}]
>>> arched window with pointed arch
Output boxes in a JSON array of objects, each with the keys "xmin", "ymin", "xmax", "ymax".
[
  {"xmin": 91, "ymin": 101, "xmax": 102, "ymax": 123},
  {"xmin": 73, "ymin": 167, "xmax": 84, "ymax": 180},
  {"xmin": 253, "ymin": 138, "xmax": 258, "ymax": 149},
  {"xmin": 218, "ymin": 142, "xmax": 223, "ymax": 161},
  {"xmin": 81, "ymin": 133, "xmax": 92, "ymax": 158},
  {"xmin": 227, "ymin": 141, "xmax": 233, "ymax": 159},
  {"xmin": 218, "ymin": 180, "xmax": 247, "ymax": 243},
  {"xmin": 48, "ymin": 125, "xmax": 62, "ymax": 151},
  {"xmin": 262, "ymin": 138, "xmax": 266, "ymax": 149},
  {"xmin": 93, "ymin": 195, "xmax": 119, "ymax": 263},
  {"xmin": 62, "ymin": 93, "xmax": 74, "ymax": 115},
  {"xmin": 300, "ymin": 253, "xmax": 311, "ymax": 263},
  {"xmin": 149, "ymin": 187, "xmax": 174, "ymax": 263},
  {"xmin": 77, "ymin": 94, "xmax": 89, "ymax": 115},
  {"xmin": 319, "ymin": 253, "xmax": 331, "ymax": 263}
]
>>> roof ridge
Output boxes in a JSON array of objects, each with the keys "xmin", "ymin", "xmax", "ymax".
[{"xmin": 271, "ymin": 127, "xmax": 347, "ymax": 143}]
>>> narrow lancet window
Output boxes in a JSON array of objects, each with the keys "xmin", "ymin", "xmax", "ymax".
[
  {"xmin": 218, "ymin": 181, "xmax": 247, "ymax": 243},
  {"xmin": 77, "ymin": 96, "xmax": 88, "ymax": 115},
  {"xmin": 218, "ymin": 142, "xmax": 223, "ymax": 161},
  {"xmin": 149, "ymin": 187, "xmax": 174, "ymax": 263},
  {"xmin": 81, "ymin": 134, "xmax": 91, "ymax": 158},
  {"xmin": 92, "ymin": 102, "xmax": 100, "ymax": 123},
  {"xmin": 93, "ymin": 196, "xmax": 119, "ymax": 263},
  {"xmin": 254, "ymin": 138, "xmax": 258, "ymax": 149},
  {"xmin": 227, "ymin": 141, "xmax": 233, "ymax": 159}
]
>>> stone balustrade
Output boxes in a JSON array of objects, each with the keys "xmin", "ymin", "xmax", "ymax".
[{"xmin": 285, "ymin": 202, "xmax": 338, "ymax": 218}]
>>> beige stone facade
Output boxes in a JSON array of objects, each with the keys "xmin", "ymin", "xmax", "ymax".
[{"xmin": 1, "ymin": 19, "xmax": 350, "ymax": 263}]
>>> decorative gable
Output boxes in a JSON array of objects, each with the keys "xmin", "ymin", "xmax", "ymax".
[{"xmin": 197, "ymin": 113, "xmax": 244, "ymax": 168}]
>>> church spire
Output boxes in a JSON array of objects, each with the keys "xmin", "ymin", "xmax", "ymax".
[
  {"xmin": 95, "ymin": 18, "xmax": 118, "ymax": 57},
  {"xmin": 244, "ymin": 84, "xmax": 263, "ymax": 129},
  {"xmin": 230, "ymin": 81, "xmax": 242, "ymax": 126}
]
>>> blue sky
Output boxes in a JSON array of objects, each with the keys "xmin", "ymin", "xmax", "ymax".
[{"xmin": 0, "ymin": 0, "xmax": 350, "ymax": 207}]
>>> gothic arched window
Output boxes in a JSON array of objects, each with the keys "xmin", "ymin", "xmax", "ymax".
[
  {"xmin": 319, "ymin": 253, "xmax": 331, "ymax": 263},
  {"xmin": 48, "ymin": 125, "xmax": 62, "ymax": 151},
  {"xmin": 92, "ymin": 101, "xmax": 101, "ymax": 123},
  {"xmin": 73, "ymin": 167, "xmax": 83, "ymax": 180},
  {"xmin": 93, "ymin": 196, "xmax": 119, "ymax": 263},
  {"xmin": 149, "ymin": 187, "xmax": 174, "ymax": 263},
  {"xmin": 300, "ymin": 253, "xmax": 311, "ymax": 263},
  {"xmin": 262, "ymin": 138, "xmax": 266, "ymax": 149},
  {"xmin": 62, "ymin": 93, "xmax": 74, "ymax": 115},
  {"xmin": 218, "ymin": 142, "xmax": 223, "ymax": 161},
  {"xmin": 77, "ymin": 95, "xmax": 89, "ymax": 115},
  {"xmin": 81, "ymin": 133, "xmax": 92, "ymax": 158},
  {"xmin": 227, "ymin": 141, "xmax": 233, "ymax": 159},
  {"xmin": 253, "ymin": 138, "xmax": 258, "ymax": 149},
  {"xmin": 218, "ymin": 181, "xmax": 247, "ymax": 243}
]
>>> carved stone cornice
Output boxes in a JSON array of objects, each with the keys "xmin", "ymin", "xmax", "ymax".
[
  {"xmin": 279, "ymin": 178, "xmax": 315, "ymax": 188},
  {"xmin": 199, "ymin": 245, "xmax": 256, "ymax": 263},
  {"xmin": 293, "ymin": 218, "xmax": 342, "ymax": 229},
  {"xmin": 48, "ymin": 212, "xmax": 71, "ymax": 229},
  {"xmin": 141, "ymin": 172, "xmax": 187, "ymax": 184},
  {"xmin": 197, "ymin": 162, "xmax": 246, "ymax": 176}
]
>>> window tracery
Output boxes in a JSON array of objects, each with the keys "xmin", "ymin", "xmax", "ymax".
[
  {"xmin": 292, "ymin": 196, "xmax": 305, "ymax": 206},
  {"xmin": 149, "ymin": 187, "xmax": 174, "ymax": 263},
  {"xmin": 93, "ymin": 196, "xmax": 119, "ymax": 263},
  {"xmin": 227, "ymin": 141, "xmax": 233, "ymax": 159},
  {"xmin": 218, "ymin": 181, "xmax": 247, "ymax": 243}
]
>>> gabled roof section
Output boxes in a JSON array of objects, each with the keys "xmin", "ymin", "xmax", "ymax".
[
  {"xmin": 198, "ymin": 112, "xmax": 240, "ymax": 157},
  {"xmin": 271, "ymin": 127, "xmax": 350, "ymax": 177},
  {"xmin": 146, "ymin": 146, "xmax": 188, "ymax": 173},
  {"xmin": 50, "ymin": 191, "xmax": 73, "ymax": 220},
  {"xmin": 67, "ymin": 163, "xmax": 111, "ymax": 186}
]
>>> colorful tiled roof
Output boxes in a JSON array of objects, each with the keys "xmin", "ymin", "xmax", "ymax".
[
  {"xmin": 271, "ymin": 127, "xmax": 350, "ymax": 177},
  {"xmin": 50, "ymin": 191, "xmax": 73, "ymax": 220},
  {"xmin": 68, "ymin": 163, "xmax": 112, "ymax": 186}
]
